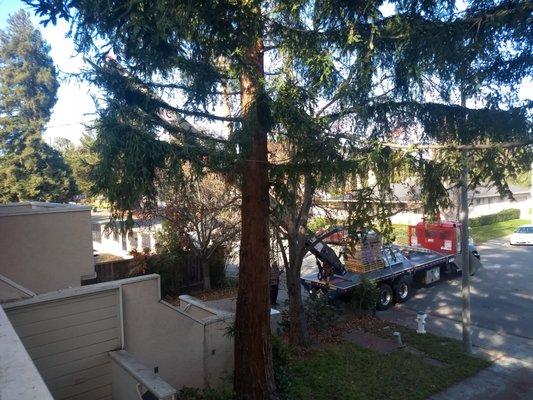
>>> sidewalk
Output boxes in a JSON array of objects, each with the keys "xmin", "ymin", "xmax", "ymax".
[{"xmin": 379, "ymin": 307, "xmax": 533, "ymax": 399}]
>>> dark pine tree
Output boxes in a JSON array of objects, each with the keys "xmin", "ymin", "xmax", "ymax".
[{"xmin": 0, "ymin": 10, "xmax": 76, "ymax": 203}]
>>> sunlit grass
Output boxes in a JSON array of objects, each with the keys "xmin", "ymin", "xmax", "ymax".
[{"xmin": 470, "ymin": 219, "xmax": 529, "ymax": 243}]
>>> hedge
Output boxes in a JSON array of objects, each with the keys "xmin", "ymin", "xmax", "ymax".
[{"xmin": 469, "ymin": 208, "xmax": 521, "ymax": 227}]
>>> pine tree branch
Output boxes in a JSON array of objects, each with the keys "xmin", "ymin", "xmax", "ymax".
[
  {"xmin": 381, "ymin": 140, "xmax": 533, "ymax": 150},
  {"xmin": 146, "ymin": 81, "xmax": 241, "ymax": 96}
]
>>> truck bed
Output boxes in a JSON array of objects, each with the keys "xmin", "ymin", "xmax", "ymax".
[{"xmin": 301, "ymin": 245, "xmax": 450, "ymax": 292}]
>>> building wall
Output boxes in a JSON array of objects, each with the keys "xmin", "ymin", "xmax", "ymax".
[
  {"xmin": 0, "ymin": 307, "xmax": 53, "ymax": 400},
  {"xmin": 319, "ymin": 194, "xmax": 531, "ymax": 226},
  {"xmin": 4, "ymin": 288, "xmax": 121, "ymax": 400},
  {"xmin": 0, "ymin": 277, "xmax": 33, "ymax": 302},
  {"xmin": 109, "ymin": 350, "xmax": 177, "ymax": 400},
  {"xmin": 0, "ymin": 208, "xmax": 95, "ymax": 294},
  {"xmin": 468, "ymin": 198, "xmax": 530, "ymax": 219},
  {"xmin": 111, "ymin": 361, "xmax": 145, "ymax": 400},
  {"xmin": 121, "ymin": 277, "xmax": 234, "ymax": 390},
  {"xmin": 3, "ymin": 275, "xmax": 234, "ymax": 398}
]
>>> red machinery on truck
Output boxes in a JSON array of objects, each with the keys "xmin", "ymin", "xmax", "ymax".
[{"xmin": 408, "ymin": 218, "xmax": 480, "ymax": 262}]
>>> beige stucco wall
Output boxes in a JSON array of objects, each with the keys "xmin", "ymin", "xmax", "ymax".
[
  {"xmin": 121, "ymin": 277, "xmax": 234, "ymax": 390},
  {"xmin": 0, "ymin": 208, "xmax": 94, "ymax": 295},
  {"xmin": 0, "ymin": 279, "xmax": 32, "ymax": 303},
  {"xmin": 2, "ymin": 274, "xmax": 233, "ymax": 398},
  {"xmin": 111, "ymin": 361, "xmax": 144, "ymax": 400}
]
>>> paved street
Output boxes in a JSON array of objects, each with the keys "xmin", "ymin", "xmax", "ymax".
[
  {"xmin": 384, "ymin": 237, "xmax": 533, "ymax": 340},
  {"xmin": 379, "ymin": 236, "xmax": 533, "ymax": 400},
  {"xmin": 229, "ymin": 236, "xmax": 533, "ymax": 342}
]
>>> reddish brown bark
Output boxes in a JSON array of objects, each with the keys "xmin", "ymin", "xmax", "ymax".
[{"xmin": 234, "ymin": 36, "xmax": 278, "ymax": 399}]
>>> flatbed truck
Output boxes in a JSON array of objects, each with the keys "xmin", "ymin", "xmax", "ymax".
[{"xmin": 300, "ymin": 223, "xmax": 481, "ymax": 310}]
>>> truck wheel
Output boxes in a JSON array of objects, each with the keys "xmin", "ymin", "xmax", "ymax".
[
  {"xmin": 376, "ymin": 283, "xmax": 393, "ymax": 311},
  {"xmin": 393, "ymin": 277, "xmax": 412, "ymax": 303}
]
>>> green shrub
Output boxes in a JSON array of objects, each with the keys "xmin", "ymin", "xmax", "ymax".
[
  {"xmin": 272, "ymin": 335, "xmax": 291, "ymax": 398},
  {"xmin": 279, "ymin": 290, "xmax": 339, "ymax": 334},
  {"xmin": 223, "ymin": 276, "xmax": 238, "ymax": 288},
  {"xmin": 308, "ymin": 216, "xmax": 331, "ymax": 232},
  {"xmin": 349, "ymin": 277, "xmax": 379, "ymax": 313},
  {"xmin": 304, "ymin": 289, "xmax": 339, "ymax": 332},
  {"xmin": 469, "ymin": 208, "xmax": 520, "ymax": 227}
]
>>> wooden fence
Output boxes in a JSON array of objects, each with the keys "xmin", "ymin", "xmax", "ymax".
[
  {"xmin": 159, "ymin": 253, "xmax": 204, "ymax": 294},
  {"xmin": 93, "ymin": 259, "xmax": 132, "ymax": 283},
  {"xmin": 89, "ymin": 254, "xmax": 204, "ymax": 295}
]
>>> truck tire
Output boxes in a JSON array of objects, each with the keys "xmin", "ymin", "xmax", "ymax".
[
  {"xmin": 393, "ymin": 277, "xmax": 412, "ymax": 303},
  {"xmin": 376, "ymin": 283, "xmax": 393, "ymax": 311}
]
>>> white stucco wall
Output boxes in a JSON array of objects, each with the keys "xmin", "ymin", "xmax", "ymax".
[
  {"xmin": 468, "ymin": 199, "xmax": 530, "ymax": 219},
  {"xmin": 0, "ymin": 203, "xmax": 94, "ymax": 297}
]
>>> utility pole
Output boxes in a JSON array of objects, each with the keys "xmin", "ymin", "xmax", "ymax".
[
  {"xmin": 459, "ymin": 90, "xmax": 472, "ymax": 354},
  {"xmin": 460, "ymin": 149, "xmax": 472, "ymax": 354},
  {"xmin": 530, "ymin": 162, "xmax": 533, "ymax": 224}
]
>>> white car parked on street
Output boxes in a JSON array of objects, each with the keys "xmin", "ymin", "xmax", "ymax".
[{"xmin": 510, "ymin": 225, "xmax": 533, "ymax": 245}]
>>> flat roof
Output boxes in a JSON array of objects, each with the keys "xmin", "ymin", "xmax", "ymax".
[{"xmin": 0, "ymin": 202, "xmax": 91, "ymax": 217}]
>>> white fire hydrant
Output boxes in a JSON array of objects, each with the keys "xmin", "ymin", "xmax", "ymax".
[{"xmin": 416, "ymin": 312, "xmax": 427, "ymax": 334}]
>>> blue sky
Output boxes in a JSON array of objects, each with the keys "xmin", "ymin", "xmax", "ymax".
[
  {"xmin": 1, "ymin": 0, "xmax": 532, "ymax": 145},
  {"xmin": 1, "ymin": 0, "xmax": 96, "ymax": 144}
]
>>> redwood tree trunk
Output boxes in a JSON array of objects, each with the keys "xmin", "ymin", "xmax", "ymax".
[{"xmin": 234, "ymin": 36, "xmax": 278, "ymax": 399}]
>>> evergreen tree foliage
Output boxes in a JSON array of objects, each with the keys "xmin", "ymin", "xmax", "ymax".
[
  {"xmin": 26, "ymin": 1, "xmax": 532, "ymax": 397},
  {"xmin": 0, "ymin": 10, "xmax": 76, "ymax": 203},
  {"xmin": 53, "ymin": 133, "xmax": 99, "ymax": 201}
]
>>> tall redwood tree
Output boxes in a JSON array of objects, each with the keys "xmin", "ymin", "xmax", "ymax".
[{"xmin": 27, "ymin": 1, "xmax": 531, "ymax": 398}]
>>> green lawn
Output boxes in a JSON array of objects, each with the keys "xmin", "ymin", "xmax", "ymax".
[
  {"xmin": 392, "ymin": 224, "xmax": 409, "ymax": 245},
  {"xmin": 392, "ymin": 219, "xmax": 529, "ymax": 245},
  {"xmin": 470, "ymin": 218, "xmax": 529, "ymax": 244},
  {"xmin": 280, "ymin": 325, "xmax": 489, "ymax": 400}
]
